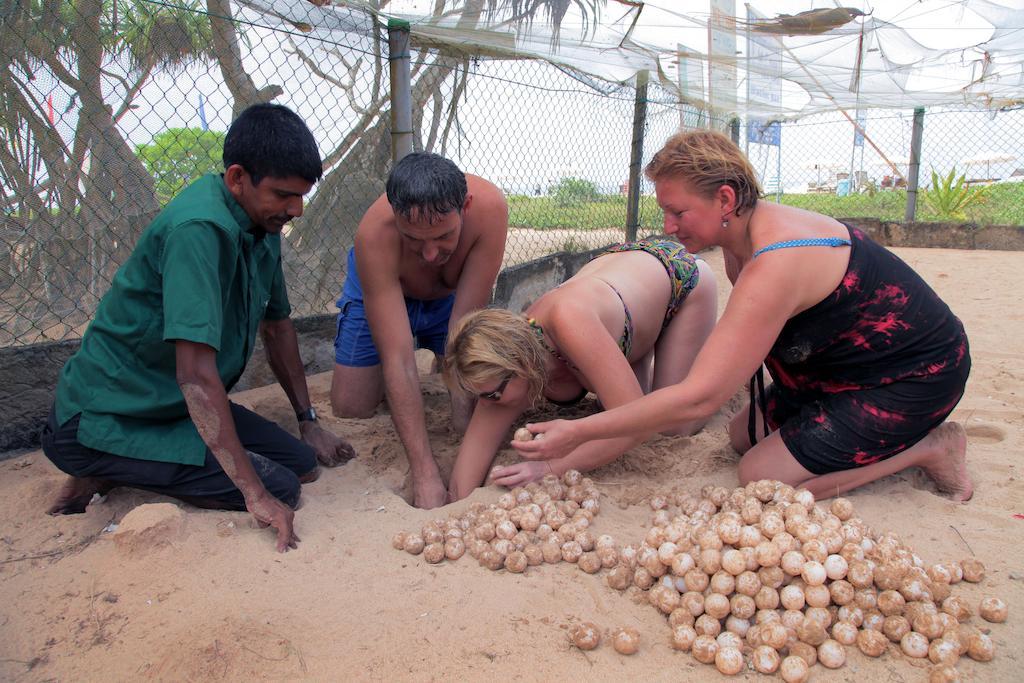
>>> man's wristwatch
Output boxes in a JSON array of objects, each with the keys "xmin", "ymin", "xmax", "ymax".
[{"xmin": 296, "ymin": 407, "xmax": 318, "ymax": 423}]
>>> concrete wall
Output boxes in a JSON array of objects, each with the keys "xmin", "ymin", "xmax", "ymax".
[{"xmin": 1, "ymin": 221, "xmax": 1020, "ymax": 454}]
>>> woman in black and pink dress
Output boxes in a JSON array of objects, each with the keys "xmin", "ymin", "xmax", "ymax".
[{"xmin": 512, "ymin": 130, "xmax": 972, "ymax": 501}]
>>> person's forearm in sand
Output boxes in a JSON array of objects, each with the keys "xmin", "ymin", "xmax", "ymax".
[{"xmin": 175, "ymin": 340, "xmax": 299, "ymax": 551}]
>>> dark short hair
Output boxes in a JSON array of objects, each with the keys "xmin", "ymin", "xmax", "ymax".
[
  {"xmin": 223, "ymin": 104, "xmax": 323, "ymax": 185},
  {"xmin": 385, "ymin": 152, "xmax": 468, "ymax": 222}
]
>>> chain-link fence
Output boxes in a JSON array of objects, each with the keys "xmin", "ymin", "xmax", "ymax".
[{"xmin": 3, "ymin": 2, "xmax": 1022, "ymax": 349}]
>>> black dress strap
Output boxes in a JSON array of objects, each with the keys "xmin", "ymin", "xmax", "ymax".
[{"xmin": 747, "ymin": 365, "xmax": 770, "ymax": 445}]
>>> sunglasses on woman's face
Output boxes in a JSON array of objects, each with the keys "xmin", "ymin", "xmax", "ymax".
[{"xmin": 478, "ymin": 375, "xmax": 512, "ymax": 401}]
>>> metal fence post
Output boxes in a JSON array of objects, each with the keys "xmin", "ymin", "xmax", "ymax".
[
  {"xmin": 388, "ymin": 19, "xmax": 413, "ymax": 163},
  {"xmin": 905, "ymin": 107, "xmax": 925, "ymax": 222},
  {"xmin": 626, "ymin": 70, "xmax": 650, "ymax": 242}
]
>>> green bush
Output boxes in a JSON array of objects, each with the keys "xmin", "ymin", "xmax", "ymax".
[
  {"xmin": 923, "ymin": 167, "xmax": 988, "ymax": 220},
  {"xmin": 136, "ymin": 127, "xmax": 226, "ymax": 205},
  {"xmin": 551, "ymin": 177, "xmax": 600, "ymax": 206}
]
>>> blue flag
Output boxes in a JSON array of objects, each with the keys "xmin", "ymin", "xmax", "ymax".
[{"xmin": 198, "ymin": 94, "xmax": 209, "ymax": 131}]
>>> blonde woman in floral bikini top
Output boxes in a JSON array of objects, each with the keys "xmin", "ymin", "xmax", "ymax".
[{"xmin": 441, "ymin": 236, "xmax": 718, "ymax": 502}]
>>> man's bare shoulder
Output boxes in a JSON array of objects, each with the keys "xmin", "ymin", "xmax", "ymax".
[
  {"xmin": 465, "ymin": 175, "xmax": 509, "ymax": 227},
  {"xmin": 354, "ymin": 194, "xmax": 401, "ymax": 267}
]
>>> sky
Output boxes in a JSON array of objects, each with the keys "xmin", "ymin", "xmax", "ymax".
[{"xmin": 17, "ymin": 0, "xmax": 1024, "ymax": 202}]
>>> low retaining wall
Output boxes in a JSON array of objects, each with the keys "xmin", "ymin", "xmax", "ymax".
[{"xmin": 1, "ymin": 221, "xmax": 1019, "ymax": 454}]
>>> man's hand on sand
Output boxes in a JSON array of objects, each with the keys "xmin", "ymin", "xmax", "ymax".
[
  {"xmin": 300, "ymin": 421, "xmax": 356, "ymax": 467},
  {"xmin": 413, "ymin": 473, "xmax": 448, "ymax": 509},
  {"xmin": 245, "ymin": 488, "xmax": 299, "ymax": 552}
]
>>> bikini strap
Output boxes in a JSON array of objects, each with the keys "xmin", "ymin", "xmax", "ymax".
[
  {"xmin": 527, "ymin": 317, "xmax": 580, "ymax": 372},
  {"xmin": 752, "ymin": 237, "xmax": 851, "ymax": 259}
]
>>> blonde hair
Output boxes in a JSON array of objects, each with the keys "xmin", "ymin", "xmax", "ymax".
[
  {"xmin": 443, "ymin": 308, "xmax": 548, "ymax": 407},
  {"xmin": 645, "ymin": 129, "xmax": 762, "ymax": 217}
]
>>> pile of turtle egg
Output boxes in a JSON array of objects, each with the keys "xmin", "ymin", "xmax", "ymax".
[{"xmin": 392, "ymin": 474, "xmax": 1007, "ymax": 681}]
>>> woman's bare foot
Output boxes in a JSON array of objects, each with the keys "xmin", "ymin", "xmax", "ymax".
[
  {"xmin": 47, "ymin": 476, "xmax": 113, "ymax": 515},
  {"xmin": 919, "ymin": 422, "xmax": 973, "ymax": 502}
]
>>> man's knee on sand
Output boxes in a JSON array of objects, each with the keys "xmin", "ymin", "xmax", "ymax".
[{"xmin": 330, "ymin": 363, "xmax": 384, "ymax": 418}]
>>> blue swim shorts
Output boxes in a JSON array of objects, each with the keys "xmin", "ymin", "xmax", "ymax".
[{"xmin": 334, "ymin": 247, "xmax": 455, "ymax": 367}]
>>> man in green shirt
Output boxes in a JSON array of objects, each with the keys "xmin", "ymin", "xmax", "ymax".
[{"xmin": 41, "ymin": 104, "xmax": 353, "ymax": 552}]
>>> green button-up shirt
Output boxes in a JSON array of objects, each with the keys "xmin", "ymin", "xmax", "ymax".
[{"xmin": 55, "ymin": 174, "xmax": 291, "ymax": 466}]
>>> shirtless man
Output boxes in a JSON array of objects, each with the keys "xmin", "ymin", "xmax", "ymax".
[{"xmin": 330, "ymin": 153, "xmax": 508, "ymax": 508}]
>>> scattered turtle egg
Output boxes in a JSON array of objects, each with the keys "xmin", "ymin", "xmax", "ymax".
[
  {"xmin": 522, "ymin": 544, "xmax": 544, "ymax": 566},
  {"xmin": 423, "ymin": 542, "xmax": 445, "ymax": 564},
  {"xmin": 571, "ymin": 551, "xmax": 598, "ymax": 574},
  {"xmin": 391, "ymin": 531, "xmax": 407, "ymax": 550},
  {"xmin": 900, "ymin": 631, "xmax": 930, "ymax": 658},
  {"xmin": 960, "ymin": 558, "xmax": 985, "ymax": 583},
  {"xmin": 966, "ymin": 632, "xmax": 995, "ymax": 661},
  {"xmin": 837, "ymin": 605, "xmax": 864, "ymax": 627},
  {"xmin": 403, "ymin": 534, "xmax": 425, "ymax": 555},
  {"xmin": 561, "ymin": 469, "xmax": 582, "ymax": 487},
  {"xmin": 796, "ymin": 617, "xmax": 828, "ymax": 646},
  {"xmin": 941, "ymin": 596, "xmax": 972, "ymax": 622},
  {"xmin": 691, "ymin": 635, "xmax": 719, "ymax": 664},
  {"xmin": 504, "ymin": 551, "xmax": 528, "ymax": 573},
  {"xmin": 512, "ymin": 427, "xmax": 534, "ymax": 442},
  {"xmin": 831, "ymin": 620, "xmax": 858, "ymax": 646},
  {"xmin": 633, "ymin": 567, "xmax": 655, "ymax": 590},
  {"xmin": 703, "ymin": 593, "xmax": 731, "ymax": 620},
  {"xmin": 755, "ymin": 586, "xmax": 780, "ymax": 611},
  {"xmin": 760, "ymin": 621, "xmax": 789, "ymax": 650},
  {"xmin": 914, "ymin": 613, "xmax": 946, "ymax": 640},
  {"xmin": 781, "ymin": 551, "xmax": 806, "ymax": 577},
  {"xmin": 824, "ymin": 554, "xmax": 848, "ymax": 580},
  {"xmin": 883, "ymin": 615, "xmax": 911, "ymax": 642},
  {"xmin": 979, "ymin": 597, "xmax": 1008, "ymax": 623},
  {"xmin": 649, "ymin": 585, "xmax": 680, "ymax": 614},
  {"xmin": 779, "ymin": 655, "xmax": 810, "ymax": 683},
  {"xmin": 611, "ymin": 627, "xmax": 640, "ymax": 655},
  {"xmin": 684, "ymin": 568, "xmax": 710, "ymax": 592},
  {"xmin": 694, "ymin": 614, "xmax": 723, "ymax": 637},
  {"xmin": 560, "ymin": 540, "xmax": 583, "ymax": 563},
  {"xmin": 928, "ymin": 637, "xmax": 961, "ymax": 666},
  {"xmin": 829, "ymin": 579, "xmax": 855, "ymax": 606},
  {"xmin": 877, "ymin": 589, "xmax": 906, "ymax": 616},
  {"xmin": 671, "ymin": 625, "xmax": 698, "ymax": 651},
  {"xmin": 830, "ymin": 497, "xmax": 854, "ymax": 521},
  {"xmin": 716, "ymin": 631, "xmax": 744, "ymax": 650},
  {"xmin": 751, "ymin": 644, "xmax": 780, "ymax": 673},
  {"xmin": 606, "ymin": 565, "xmax": 632, "ymax": 590},
  {"xmin": 709, "ymin": 570, "xmax": 735, "ymax": 595},
  {"xmin": 818, "ymin": 639, "xmax": 847, "ymax": 669},
  {"xmin": 715, "ymin": 646, "xmax": 744, "ymax": 675},
  {"xmin": 671, "ymin": 553, "xmax": 695, "ymax": 577},
  {"xmin": 788, "ymin": 641, "xmax": 817, "ymax": 667},
  {"xmin": 569, "ymin": 622, "xmax": 601, "ymax": 650},
  {"xmin": 725, "ymin": 615, "xmax": 750, "ymax": 637},
  {"xmin": 718, "ymin": 549, "xmax": 744, "ymax": 576},
  {"xmin": 596, "ymin": 546, "xmax": 618, "ymax": 569},
  {"xmin": 857, "ymin": 628, "xmax": 888, "ymax": 657},
  {"xmin": 479, "ymin": 549, "xmax": 504, "ymax": 570},
  {"xmin": 444, "ymin": 538, "xmax": 466, "ymax": 561},
  {"xmin": 804, "ymin": 584, "xmax": 832, "ymax": 609},
  {"xmin": 755, "ymin": 541, "xmax": 782, "ymax": 568},
  {"xmin": 540, "ymin": 540, "xmax": 562, "ymax": 564},
  {"xmin": 780, "ymin": 585, "xmax": 806, "ymax": 611},
  {"xmin": 862, "ymin": 609, "xmax": 885, "ymax": 632}
]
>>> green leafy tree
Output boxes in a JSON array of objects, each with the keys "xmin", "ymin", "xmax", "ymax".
[
  {"xmin": 136, "ymin": 128, "xmax": 226, "ymax": 205},
  {"xmin": 551, "ymin": 176, "xmax": 600, "ymax": 206},
  {"xmin": 924, "ymin": 167, "xmax": 988, "ymax": 220}
]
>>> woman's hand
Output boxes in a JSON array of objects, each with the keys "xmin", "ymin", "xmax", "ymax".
[
  {"xmin": 510, "ymin": 419, "xmax": 581, "ymax": 460},
  {"xmin": 488, "ymin": 461, "xmax": 552, "ymax": 488}
]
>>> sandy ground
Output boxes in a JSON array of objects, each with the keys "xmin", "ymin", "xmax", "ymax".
[{"xmin": 0, "ymin": 246, "xmax": 1021, "ymax": 682}]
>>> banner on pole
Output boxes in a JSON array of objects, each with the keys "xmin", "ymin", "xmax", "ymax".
[{"xmin": 748, "ymin": 119, "xmax": 781, "ymax": 146}]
